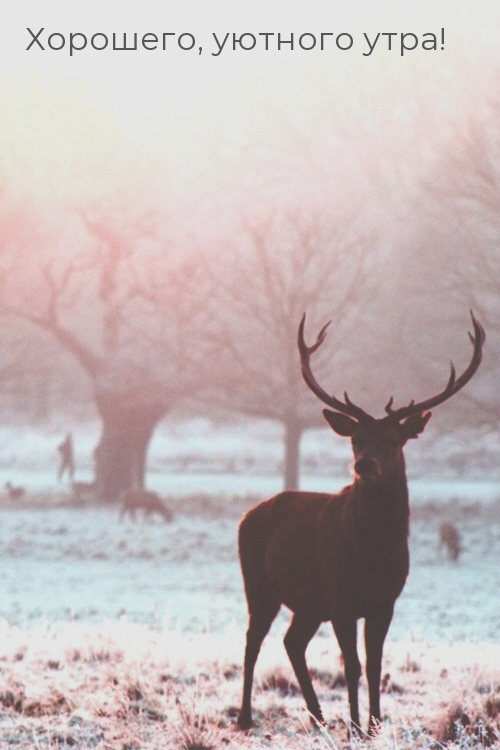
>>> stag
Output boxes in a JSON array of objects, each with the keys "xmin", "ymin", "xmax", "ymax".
[{"xmin": 237, "ymin": 312, "xmax": 484, "ymax": 734}]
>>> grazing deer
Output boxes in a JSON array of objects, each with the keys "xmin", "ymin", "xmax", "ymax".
[
  {"xmin": 238, "ymin": 312, "xmax": 484, "ymax": 734},
  {"xmin": 4, "ymin": 481, "xmax": 25, "ymax": 500},
  {"xmin": 439, "ymin": 522, "xmax": 461, "ymax": 561},
  {"xmin": 120, "ymin": 488, "xmax": 172, "ymax": 522}
]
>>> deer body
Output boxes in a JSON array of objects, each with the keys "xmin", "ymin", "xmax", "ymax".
[
  {"xmin": 439, "ymin": 522, "xmax": 461, "ymax": 561},
  {"xmin": 4, "ymin": 482, "xmax": 25, "ymax": 500},
  {"xmin": 241, "ymin": 485, "xmax": 408, "ymax": 620},
  {"xmin": 238, "ymin": 312, "xmax": 484, "ymax": 734},
  {"xmin": 120, "ymin": 488, "xmax": 172, "ymax": 522}
]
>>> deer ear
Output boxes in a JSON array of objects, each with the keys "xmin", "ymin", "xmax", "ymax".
[
  {"xmin": 323, "ymin": 409, "xmax": 358, "ymax": 437},
  {"xmin": 400, "ymin": 411, "xmax": 432, "ymax": 440}
]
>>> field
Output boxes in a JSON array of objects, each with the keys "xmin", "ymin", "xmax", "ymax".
[
  {"xmin": 0, "ymin": 423, "xmax": 498, "ymax": 748},
  {"xmin": 0, "ymin": 619, "xmax": 498, "ymax": 749}
]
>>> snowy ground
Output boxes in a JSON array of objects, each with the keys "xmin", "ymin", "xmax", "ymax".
[
  {"xmin": 2, "ymin": 417, "xmax": 500, "ymax": 485},
  {"xmin": 0, "ymin": 419, "xmax": 497, "ymax": 642},
  {"xmin": 0, "ymin": 492, "xmax": 498, "ymax": 644},
  {"xmin": 0, "ymin": 421, "xmax": 498, "ymax": 747},
  {"xmin": 0, "ymin": 505, "xmax": 498, "ymax": 750}
]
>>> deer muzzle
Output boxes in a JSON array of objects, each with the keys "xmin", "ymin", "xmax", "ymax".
[{"xmin": 354, "ymin": 456, "xmax": 381, "ymax": 481}]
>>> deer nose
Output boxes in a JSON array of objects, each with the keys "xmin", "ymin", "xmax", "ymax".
[{"xmin": 354, "ymin": 456, "xmax": 380, "ymax": 479}]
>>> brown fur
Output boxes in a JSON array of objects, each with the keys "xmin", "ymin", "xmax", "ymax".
[
  {"xmin": 4, "ymin": 482, "xmax": 25, "ymax": 500},
  {"xmin": 120, "ymin": 489, "xmax": 172, "ymax": 522},
  {"xmin": 439, "ymin": 522, "xmax": 461, "ymax": 561}
]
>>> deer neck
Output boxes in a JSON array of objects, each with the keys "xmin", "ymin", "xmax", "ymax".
[
  {"xmin": 352, "ymin": 462, "xmax": 410, "ymax": 535},
  {"xmin": 362, "ymin": 464, "xmax": 408, "ymax": 498}
]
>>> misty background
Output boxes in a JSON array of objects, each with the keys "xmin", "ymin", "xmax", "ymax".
[{"xmin": 0, "ymin": 3, "xmax": 499, "ymax": 499}]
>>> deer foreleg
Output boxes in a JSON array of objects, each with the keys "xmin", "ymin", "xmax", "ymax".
[
  {"xmin": 364, "ymin": 606, "xmax": 394, "ymax": 734},
  {"xmin": 332, "ymin": 616, "xmax": 361, "ymax": 733},
  {"xmin": 238, "ymin": 603, "xmax": 279, "ymax": 729}
]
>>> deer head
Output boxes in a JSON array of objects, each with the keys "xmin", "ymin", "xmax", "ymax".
[{"xmin": 298, "ymin": 312, "xmax": 485, "ymax": 481}]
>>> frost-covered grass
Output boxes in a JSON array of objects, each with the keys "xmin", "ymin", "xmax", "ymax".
[
  {"xmin": 0, "ymin": 415, "xmax": 497, "ymax": 747},
  {"xmin": 0, "ymin": 491, "xmax": 496, "ymax": 746},
  {"xmin": 0, "ymin": 620, "xmax": 498, "ymax": 749}
]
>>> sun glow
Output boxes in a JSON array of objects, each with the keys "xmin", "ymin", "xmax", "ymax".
[
  {"xmin": 2, "ymin": 0, "xmax": 496, "ymax": 181},
  {"xmin": 0, "ymin": 0, "xmax": 499, "ymax": 333}
]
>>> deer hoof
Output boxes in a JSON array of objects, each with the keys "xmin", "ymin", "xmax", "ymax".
[{"xmin": 237, "ymin": 713, "xmax": 252, "ymax": 730}]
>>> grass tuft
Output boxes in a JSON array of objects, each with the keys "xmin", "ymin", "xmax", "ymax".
[{"xmin": 0, "ymin": 621, "xmax": 497, "ymax": 748}]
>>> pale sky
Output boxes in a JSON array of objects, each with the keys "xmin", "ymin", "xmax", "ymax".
[
  {"xmin": 2, "ymin": 1, "xmax": 496, "ymax": 125},
  {"xmin": 1, "ymin": 0, "xmax": 499, "ymax": 237}
]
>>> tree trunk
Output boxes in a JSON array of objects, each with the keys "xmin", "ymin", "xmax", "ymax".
[
  {"xmin": 93, "ymin": 394, "xmax": 165, "ymax": 503},
  {"xmin": 283, "ymin": 420, "xmax": 303, "ymax": 491}
]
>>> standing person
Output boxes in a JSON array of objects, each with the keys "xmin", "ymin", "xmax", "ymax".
[{"xmin": 57, "ymin": 433, "xmax": 75, "ymax": 482}]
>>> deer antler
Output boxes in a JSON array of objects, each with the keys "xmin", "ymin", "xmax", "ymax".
[
  {"xmin": 385, "ymin": 311, "xmax": 485, "ymax": 421},
  {"xmin": 298, "ymin": 314, "xmax": 371, "ymax": 422}
]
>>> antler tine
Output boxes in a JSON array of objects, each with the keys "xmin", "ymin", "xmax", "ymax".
[
  {"xmin": 386, "ymin": 312, "xmax": 485, "ymax": 421},
  {"xmin": 308, "ymin": 319, "xmax": 332, "ymax": 355},
  {"xmin": 344, "ymin": 392, "xmax": 361, "ymax": 410},
  {"xmin": 298, "ymin": 314, "xmax": 371, "ymax": 421},
  {"xmin": 385, "ymin": 396, "xmax": 415, "ymax": 414}
]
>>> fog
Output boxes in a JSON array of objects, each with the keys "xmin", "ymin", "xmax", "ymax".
[{"xmin": 0, "ymin": 5, "xmax": 499, "ymax": 496}]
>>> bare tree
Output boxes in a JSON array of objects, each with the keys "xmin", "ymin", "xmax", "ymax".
[
  {"xmin": 0, "ymin": 321, "xmax": 88, "ymax": 423},
  {"xmin": 401, "ymin": 86, "xmax": 500, "ymax": 426},
  {"xmin": 0, "ymin": 196, "xmax": 91, "ymax": 423},
  {"xmin": 204, "ymin": 209, "xmax": 376, "ymax": 490},
  {"xmin": 0, "ymin": 197, "xmax": 211, "ymax": 501}
]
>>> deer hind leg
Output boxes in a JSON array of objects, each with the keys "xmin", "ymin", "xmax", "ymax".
[
  {"xmin": 284, "ymin": 613, "xmax": 323, "ymax": 725},
  {"xmin": 364, "ymin": 606, "xmax": 393, "ymax": 734},
  {"xmin": 331, "ymin": 616, "xmax": 361, "ymax": 733},
  {"xmin": 238, "ymin": 600, "xmax": 280, "ymax": 729}
]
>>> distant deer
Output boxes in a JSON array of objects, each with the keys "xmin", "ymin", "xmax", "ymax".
[
  {"xmin": 120, "ymin": 488, "xmax": 172, "ymax": 522},
  {"xmin": 237, "ymin": 312, "xmax": 484, "ymax": 735},
  {"xmin": 439, "ymin": 522, "xmax": 461, "ymax": 561},
  {"xmin": 4, "ymin": 481, "xmax": 25, "ymax": 500}
]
